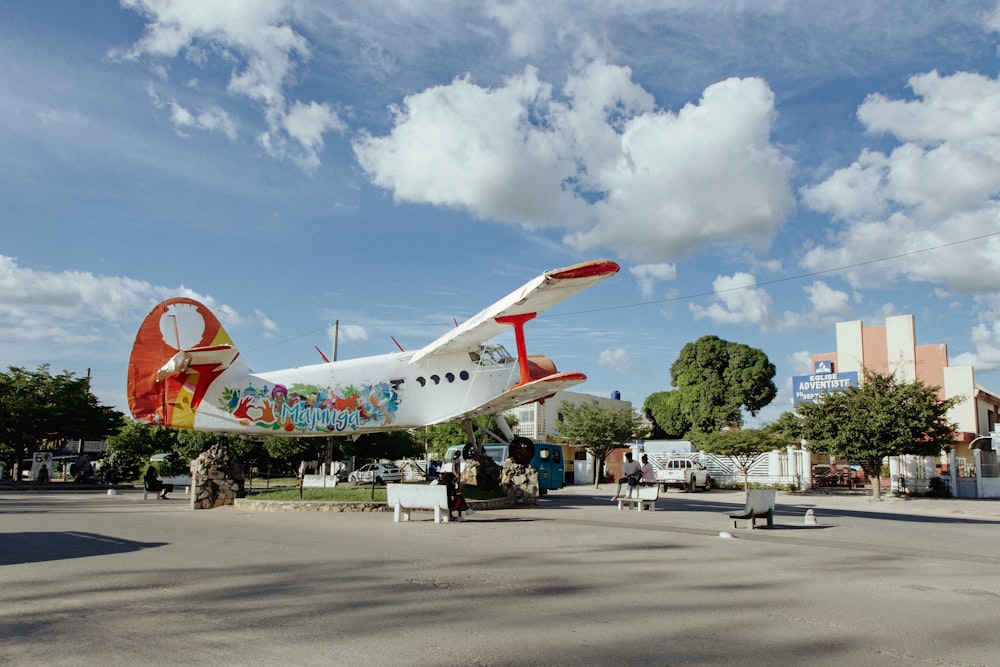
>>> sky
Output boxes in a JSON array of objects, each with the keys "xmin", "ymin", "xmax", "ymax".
[{"xmin": 3, "ymin": 1, "xmax": 1000, "ymax": 428}]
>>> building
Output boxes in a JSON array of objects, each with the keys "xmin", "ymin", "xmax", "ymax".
[
  {"xmin": 504, "ymin": 390, "xmax": 632, "ymax": 484},
  {"xmin": 808, "ymin": 314, "xmax": 1000, "ymax": 498}
]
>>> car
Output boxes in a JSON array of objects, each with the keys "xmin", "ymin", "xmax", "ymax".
[
  {"xmin": 348, "ymin": 463, "xmax": 402, "ymax": 485},
  {"xmin": 657, "ymin": 458, "xmax": 711, "ymax": 492}
]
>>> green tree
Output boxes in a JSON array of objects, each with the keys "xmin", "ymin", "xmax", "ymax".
[
  {"xmin": 0, "ymin": 365, "xmax": 123, "ymax": 480},
  {"xmin": 662, "ymin": 336, "xmax": 777, "ymax": 434},
  {"xmin": 105, "ymin": 422, "xmax": 180, "ymax": 481},
  {"xmin": 555, "ymin": 400, "xmax": 646, "ymax": 488},
  {"xmin": 797, "ymin": 368, "xmax": 959, "ymax": 501},
  {"xmin": 694, "ymin": 428, "xmax": 793, "ymax": 502},
  {"xmin": 643, "ymin": 391, "xmax": 691, "ymax": 439}
]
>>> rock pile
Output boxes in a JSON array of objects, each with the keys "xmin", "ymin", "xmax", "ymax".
[
  {"xmin": 190, "ymin": 443, "xmax": 245, "ymax": 510},
  {"xmin": 460, "ymin": 444, "xmax": 501, "ymax": 490},
  {"xmin": 500, "ymin": 458, "xmax": 539, "ymax": 505}
]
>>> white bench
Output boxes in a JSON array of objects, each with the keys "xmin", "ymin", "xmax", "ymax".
[
  {"xmin": 729, "ymin": 489, "xmax": 776, "ymax": 529},
  {"xmin": 387, "ymin": 483, "xmax": 450, "ymax": 524},
  {"xmin": 617, "ymin": 484, "xmax": 659, "ymax": 512}
]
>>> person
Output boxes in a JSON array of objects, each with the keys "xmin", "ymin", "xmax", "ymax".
[
  {"xmin": 36, "ymin": 464, "xmax": 49, "ymax": 484},
  {"xmin": 611, "ymin": 451, "xmax": 642, "ymax": 500},
  {"xmin": 451, "ymin": 451, "xmax": 462, "ymax": 479},
  {"xmin": 144, "ymin": 466, "xmax": 174, "ymax": 499},
  {"xmin": 639, "ymin": 454, "xmax": 656, "ymax": 485},
  {"xmin": 437, "ymin": 471, "xmax": 475, "ymax": 521}
]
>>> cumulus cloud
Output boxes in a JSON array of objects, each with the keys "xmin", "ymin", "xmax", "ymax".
[
  {"xmin": 800, "ymin": 70, "xmax": 1000, "ymax": 295},
  {"xmin": 0, "ymin": 255, "xmax": 270, "ymax": 346},
  {"xmin": 630, "ymin": 263, "xmax": 677, "ymax": 299},
  {"xmin": 354, "ymin": 63, "xmax": 794, "ymax": 264},
  {"xmin": 599, "ymin": 347, "xmax": 635, "ymax": 373},
  {"xmin": 689, "ymin": 272, "xmax": 772, "ymax": 325},
  {"xmin": 119, "ymin": 0, "xmax": 343, "ymax": 171}
]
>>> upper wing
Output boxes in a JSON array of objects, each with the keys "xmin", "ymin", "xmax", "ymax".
[
  {"xmin": 428, "ymin": 371, "xmax": 588, "ymax": 425},
  {"xmin": 409, "ymin": 259, "xmax": 619, "ymax": 365}
]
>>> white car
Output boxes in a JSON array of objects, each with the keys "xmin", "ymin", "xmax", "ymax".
[
  {"xmin": 348, "ymin": 463, "xmax": 402, "ymax": 485},
  {"xmin": 657, "ymin": 458, "xmax": 711, "ymax": 492}
]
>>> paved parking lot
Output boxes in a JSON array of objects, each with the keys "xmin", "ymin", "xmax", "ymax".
[{"xmin": 2, "ymin": 485, "xmax": 999, "ymax": 666}]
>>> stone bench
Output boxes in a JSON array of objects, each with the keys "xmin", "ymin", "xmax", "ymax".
[
  {"xmin": 143, "ymin": 476, "xmax": 191, "ymax": 500},
  {"xmin": 729, "ymin": 489, "xmax": 776, "ymax": 529},
  {"xmin": 617, "ymin": 484, "xmax": 659, "ymax": 512},
  {"xmin": 387, "ymin": 483, "xmax": 450, "ymax": 524}
]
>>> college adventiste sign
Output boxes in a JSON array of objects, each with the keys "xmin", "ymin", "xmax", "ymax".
[{"xmin": 793, "ymin": 361, "xmax": 858, "ymax": 405}]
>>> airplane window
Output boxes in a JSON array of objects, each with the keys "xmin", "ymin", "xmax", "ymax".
[
  {"xmin": 469, "ymin": 351, "xmax": 481, "ymax": 364},
  {"xmin": 446, "ymin": 372, "xmax": 455, "ymax": 383},
  {"xmin": 431, "ymin": 375, "xmax": 440, "ymax": 384},
  {"xmin": 459, "ymin": 370, "xmax": 469, "ymax": 381},
  {"xmin": 417, "ymin": 377, "xmax": 426, "ymax": 386}
]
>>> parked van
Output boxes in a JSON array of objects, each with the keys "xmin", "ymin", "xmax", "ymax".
[{"xmin": 444, "ymin": 441, "xmax": 565, "ymax": 492}]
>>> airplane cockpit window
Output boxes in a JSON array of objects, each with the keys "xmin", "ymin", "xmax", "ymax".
[{"xmin": 476, "ymin": 344, "xmax": 514, "ymax": 366}]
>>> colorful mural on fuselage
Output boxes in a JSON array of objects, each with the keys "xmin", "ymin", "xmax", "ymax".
[{"xmin": 219, "ymin": 381, "xmax": 400, "ymax": 433}]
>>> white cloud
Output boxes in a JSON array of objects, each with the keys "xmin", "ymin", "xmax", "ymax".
[
  {"xmin": 0, "ymin": 255, "xmax": 269, "ymax": 346},
  {"xmin": 630, "ymin": 263, "xmax": 676, "ymax": 299},
  {"xmin": 801, "ymin": 70, "xmax": 1000, "ymax": 294},
  {"xmin": 599, "ymin": 347, "xmax": 635, "ymax": 373},
  {"xmin": 354, "ymin": 63, "xmax": 794, "ymax": 264},
  {"xmin": 168, "ymin": 100, "xmax": 238, "ymax": 139},
  {"xmin": 952, "ymin": 321, "xmax": 1000, "ymax": 372},
  {"xmin": 119, "ymin": 0, "xmax": 342, "ymax": 170},
  {"xmin": 485, "ymin": 0, "xmax": 548, "ymax": 58},
  {"xmin": 689, "ymin": 272, "xmax": 772, "ymax": 325}
]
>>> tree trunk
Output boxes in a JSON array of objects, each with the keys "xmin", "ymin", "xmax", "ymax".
[
  {"xmin": 593, "ymin": 454, "xmax": 605, "ymax": 489},
  {"xmin": 742, "ymin": 469, "xmax": 749, "ymax": 505},
  {"xmin": 872, "ymin": 472, "xmax": 882, "ymax": 501}
]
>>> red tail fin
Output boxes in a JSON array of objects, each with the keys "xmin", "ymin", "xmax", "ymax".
[{"xmin": 127, "ymin": 298, "xmax": 244, "ymax": 430}]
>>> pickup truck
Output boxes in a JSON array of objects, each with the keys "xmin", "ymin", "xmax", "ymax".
[{"xmin": 657, "ymin": 458, "xmax": 711, "ymax": 492}]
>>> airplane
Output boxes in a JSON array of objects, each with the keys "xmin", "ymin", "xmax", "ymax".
[{"xmin": 127, "ymin": 259, "xmax": 619, "ymax": 448}]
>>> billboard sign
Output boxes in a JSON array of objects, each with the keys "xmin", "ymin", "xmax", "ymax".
[{"xmin": 793, "ymin": 369, "xmax": 858, "ymax": 405}]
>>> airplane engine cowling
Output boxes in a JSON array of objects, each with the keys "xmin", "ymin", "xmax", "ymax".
[{"xmin": 526, "ymin": 355, "xmax": 557, "ymax": 381}]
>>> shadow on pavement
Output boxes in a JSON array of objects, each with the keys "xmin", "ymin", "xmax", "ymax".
[{"xmin": 0, "ymin": 531, "xmax": 167, "ymax": 566}]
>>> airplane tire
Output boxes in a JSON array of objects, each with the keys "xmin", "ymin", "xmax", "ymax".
[{"xmin": 510, "ymin": 437, "xmax": 535, "ymax": 465}]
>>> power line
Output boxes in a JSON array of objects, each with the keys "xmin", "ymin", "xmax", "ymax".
[{"xmin": 557, "ymin": 230, "xmax": 1000, "ymax": 316}]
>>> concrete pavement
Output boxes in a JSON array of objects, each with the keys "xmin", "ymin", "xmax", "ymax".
[{"xmin": 2, "ymin": 485, "xmax": 999, "ymax": 666}]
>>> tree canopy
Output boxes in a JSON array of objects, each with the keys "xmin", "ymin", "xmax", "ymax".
[
  {"xmin": 694, "ymin": 428, "xmax": 794, "ymax": 501},
  {"xmin": 555, "ymin": 399, "xmax": 646, "ymax": 488},
  {"xmin": 646, "ymin": 336, "xmax": 777, "ymax": 437},
  {"xmin": 797, "ymin": 368, "xmax": 959, "ymax": 501},
  {"xmin": 0, "ymin": 365, "xmax": 123, "ymax": 479}
]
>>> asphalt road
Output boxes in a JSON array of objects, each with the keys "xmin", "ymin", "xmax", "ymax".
[{"xmin": 2, "ymin": 485, "xmax": 999, "ymax": 666}]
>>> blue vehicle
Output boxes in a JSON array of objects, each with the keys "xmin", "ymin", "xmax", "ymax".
[{"xmin": 444, "ymin": 440, "xmax": 565, "ymax": 492}]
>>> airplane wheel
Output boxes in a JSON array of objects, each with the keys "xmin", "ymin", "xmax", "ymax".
[{"xmin": 510, "ymin": 437, "xmax": 535, "ymax": 465}]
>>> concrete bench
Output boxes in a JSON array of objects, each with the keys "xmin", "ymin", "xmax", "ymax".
[
  {"xmin": 387, "ymin": 483, "xmax": 450, "ymax": 524},
  {"xmin": 617, "ymin": 484, "xmax": 658, "ymax": 512},
  {"xmin": 143, "ymin": 476, "xmax": 191, "ymax": 500},
  {"xmin": 729, "ymin": 489, "xmax": 776, "ymax": 529}
]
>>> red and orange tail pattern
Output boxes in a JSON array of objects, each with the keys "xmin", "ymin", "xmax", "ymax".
[{"xmin": 127, "ymin": 298, "xmax": 237, "ymax": 430}]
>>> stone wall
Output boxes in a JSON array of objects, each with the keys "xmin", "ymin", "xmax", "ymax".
[{"xmin": 190, "ymin": 443, "xmax": 245, "ymax": 510}]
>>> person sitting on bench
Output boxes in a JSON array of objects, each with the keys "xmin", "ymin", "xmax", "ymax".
[
  {"xmin": 144, "ymin": 466, "xmax": 174, "ymax": 499},
  {"xmin": 611, "ymin": 452, "xmax": 642, "ymax": 500}
]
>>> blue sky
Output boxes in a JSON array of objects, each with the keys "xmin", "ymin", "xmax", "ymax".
[{"xmin": 3, "ymin": 1, "xmax": 1000, "ymax": 427}]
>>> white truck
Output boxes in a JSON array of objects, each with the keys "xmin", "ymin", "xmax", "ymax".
[{"xmin": 656, "ymin": 457, "xmax": 711, "ymax": 492}]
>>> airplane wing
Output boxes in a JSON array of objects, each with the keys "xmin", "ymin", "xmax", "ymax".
[
  {"xmin": 409, "ymin": 259, "xmax": 619, "ymax": 365},
  {"xmin": 428, "ymin": 371, "xmax": 588, "ymax": 424}
]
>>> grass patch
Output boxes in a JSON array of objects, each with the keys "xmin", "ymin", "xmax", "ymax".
[{"xmin": 247, "ymin": 483, "xmax": 506, "ymax": 503}]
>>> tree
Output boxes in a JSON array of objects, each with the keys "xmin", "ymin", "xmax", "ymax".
[
  {"xmin": 105, "ymin": 422, "xmax": 180, "ymax": 481},
  {"xmin": 660, "ymin": 336, "xmax": 777, "ymax": 434},
  {"xmin": 694, "ymin": 428, "xmax": 793, "ymax": 502},
  {"xmin": 555, "ymin": 399, "xmax": 646, "ymax": 488},
  {"xmin": 797, "ymin": 368, "xmax": 959, "ymax": 501},
  {"xmin": 0, "ymin": 365, "xmax": 123, "ymax": 480},
  {"xmin": 642, "ymin": 391, "xmax": 691, "ymax": 439}
]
